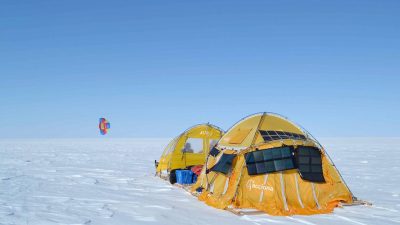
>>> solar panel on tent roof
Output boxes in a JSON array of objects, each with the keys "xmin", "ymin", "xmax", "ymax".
[{"xmin": 259, "ymin": 130, "xmax": 307, "ymax": 142}]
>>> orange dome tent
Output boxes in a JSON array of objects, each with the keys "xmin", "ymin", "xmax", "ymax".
[{"xmin": 192, "ymin": 112, "xmax": 360, "ymax": 216}]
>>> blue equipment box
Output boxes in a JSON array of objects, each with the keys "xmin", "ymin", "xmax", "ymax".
[{"xmin": 175, "ymin": 170, "xmax": 196, "ymax": 184}]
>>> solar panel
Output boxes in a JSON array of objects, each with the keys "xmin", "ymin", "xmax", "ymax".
[
  {"xmin": 210, "ymin": 154, "xmax": 236, "ymax": 174},
  {"xmin": 209, "ymin": 147, "xmax": 220, "ymax": 157},
  {"xmin": 296, "ymin": 146, "xmax": 325, "ymax": 183},
  {"xmin": 245, "ymin": 146, "xmax": 296, "ymax": 175},
  {"xmin": 259, "ymin": 130, "xmax": 307, "ymax": 142}
]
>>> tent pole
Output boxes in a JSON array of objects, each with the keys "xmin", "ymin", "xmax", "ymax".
[{"xmin": 250, "ymin": 112, "xmax": 266, "ymax": 147}]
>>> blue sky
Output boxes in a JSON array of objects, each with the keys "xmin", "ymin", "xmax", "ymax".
[{"xmin": 0, "ymin": 1, "xmax": 399, "ymax": 138}]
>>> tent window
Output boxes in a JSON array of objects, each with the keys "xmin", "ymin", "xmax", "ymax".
[
  {"xmin": 259, "ymin": 130, "xmax": 307, "ymax": 142},
  {"xmin": 163, "ymin": 138, "xmax": 177, "ymax": 155},
  {"xmin": 166, "ymin": 145, "xmax": 173, "ymax": 155},
  {"xmin": 296, "ymin": 146, "xmax": 325, "ymax": 183},
  {"xmin": 183, "ymin": 138, "xmax": 203, "ymax": 153},
  {"xmin": 211, "ymin": 154, "xmax": 236, "ymax": 174},
  {"xmin": 245, "ymin": 146, "xmax": 296, "ymax": 175}
]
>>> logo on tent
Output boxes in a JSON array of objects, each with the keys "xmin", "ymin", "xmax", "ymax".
[
  {"xmin": 246, "ymin": 180, "xmax": 273, "ymax": 192},
  {"xmin": 200, "ymin": 130, "xmax": 212, "ymax": 137}
]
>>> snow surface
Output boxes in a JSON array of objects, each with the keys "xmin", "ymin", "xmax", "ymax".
[{"xmin": 0, "ymin": 138, "xmax": 399, "ymax": 225}]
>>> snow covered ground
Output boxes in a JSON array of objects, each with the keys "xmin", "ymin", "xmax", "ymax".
[{"xmin": 0, "ymin": 138, "xmax": 399, "ymax": 225}]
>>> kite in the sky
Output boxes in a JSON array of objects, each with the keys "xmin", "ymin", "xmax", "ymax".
[{"xmin": 99, "ymin": 118, "xmax": 110, "ymax": 135}]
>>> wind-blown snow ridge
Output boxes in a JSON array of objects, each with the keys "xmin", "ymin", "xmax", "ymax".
[{"xmin": 0, "ymin": 138, "xmax": 399, "ymax": 225}]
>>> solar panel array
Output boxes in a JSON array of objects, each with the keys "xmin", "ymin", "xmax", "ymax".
[
  {"xmin": 259, "ymin": 130, "xmax": 307, "ymax": 142},
  {"xmin": 245, "ymin": 146, "xmax": 296, "ymax": 175},
  {"xmin": 244, "ymin": 146, "xmax": 325, "ymax": 183}
]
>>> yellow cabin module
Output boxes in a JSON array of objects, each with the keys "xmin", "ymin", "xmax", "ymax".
[
  {"xmin": 192, "ymin": 113, "xmax": 355, "ymax": 216},
  {"xmin": 156, "ymin": 123, "xmax": 224, "ymax": 183}
]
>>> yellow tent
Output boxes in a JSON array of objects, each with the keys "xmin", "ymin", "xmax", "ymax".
[
  {"xmin": 156, "ymin": 123, "xmax": 224, "ymax": 184},
  {"xmin": 192, "ymin": 113, "xmax": 355, "ymax": 215}
]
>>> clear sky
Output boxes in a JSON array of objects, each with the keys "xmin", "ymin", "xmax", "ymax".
[{"xmin": 1, "ymin": 1, "xmax": 399, "ymax": 138}]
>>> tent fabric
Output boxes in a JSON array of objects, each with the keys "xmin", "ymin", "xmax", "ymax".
[{"xmin": 191, "ymin": 113, "xmax": 353, "ymax": 216}]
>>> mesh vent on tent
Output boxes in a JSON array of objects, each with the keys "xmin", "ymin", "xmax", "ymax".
[
  {"xmin": 296, "ymin": 146, "xmax": 325, "ymax": 183},
  {"xmin": 245, "ymin": 146, "xmax": 296, "ymax": 175}
]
